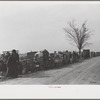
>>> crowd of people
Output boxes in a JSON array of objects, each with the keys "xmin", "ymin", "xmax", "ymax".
[
  {"xmin": 0, "ymin": 49, "xmax": 19, "ymax": 78},
  {"xmin": 27, "ymin": 49, "xmax": 81, "ymax": 71},
  {"xmin": 0, "ymin": 48, "xmax": 99, "ymax": 79}
]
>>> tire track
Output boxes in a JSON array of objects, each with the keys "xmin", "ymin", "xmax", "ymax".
[{"xmin": 51, "ymin": 57, "xmax": 100, "ymax": 84}]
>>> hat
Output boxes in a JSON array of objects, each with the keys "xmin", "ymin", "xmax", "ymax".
[{"xmin": 12, "ymin": 49, "xmax": 16, "ymax": 53}]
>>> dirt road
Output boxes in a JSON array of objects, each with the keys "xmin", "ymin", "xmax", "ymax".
[{"xmin": 0, "ymin": 57, "xmax": 100, "ymax": 84}]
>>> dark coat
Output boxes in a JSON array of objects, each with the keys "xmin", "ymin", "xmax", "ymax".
[{"xmin": 6, "ymin": 53, "xmax": 19, "ymax": 78}]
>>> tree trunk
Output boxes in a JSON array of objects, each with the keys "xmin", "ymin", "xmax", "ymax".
[{"xmin": 79, "ymin": 49, "xmax": 82, "ymax": 60}]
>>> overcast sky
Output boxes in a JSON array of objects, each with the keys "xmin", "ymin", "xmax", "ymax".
[{"xmin": 0, "ymin": 1, "xmax": 100, "ymax": 53}]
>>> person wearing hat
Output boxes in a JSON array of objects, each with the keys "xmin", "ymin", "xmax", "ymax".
[{"xmin": 6, "ymin": 49, "xmax": 19, "ymax": 78}]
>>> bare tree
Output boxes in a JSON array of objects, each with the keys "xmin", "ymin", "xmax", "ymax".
[{"xmin": 64, "ymin": 20, "xmax": 92, "ymax": 55}]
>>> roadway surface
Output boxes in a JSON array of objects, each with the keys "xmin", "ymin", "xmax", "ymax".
[{"xmin": 0, "ymin": 57, "xmax": 100, "ymax": 84}]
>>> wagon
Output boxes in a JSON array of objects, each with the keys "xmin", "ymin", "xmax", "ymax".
[{"xmin": 83, "ymin": 49, "xmax": 90, "ymax": 59}]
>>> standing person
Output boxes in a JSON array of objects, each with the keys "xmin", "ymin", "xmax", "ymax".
[
  {"xmin": 6, "ymin": 49, "xmax": 19, "ymax": 78},
  {"xmin": 43, "ymin": 49, "xmax": 49, "ymax": 69}
]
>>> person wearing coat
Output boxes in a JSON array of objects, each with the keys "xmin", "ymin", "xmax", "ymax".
[{"xmin": 6, "ymin": 49, "xmax": 19, "ymax": 78}]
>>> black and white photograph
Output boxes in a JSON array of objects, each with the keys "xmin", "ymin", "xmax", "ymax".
[{"xmin": 0, "ymin": 1, "xmax": 100, "ymax": 86}]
